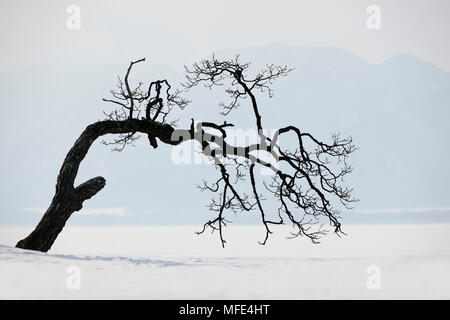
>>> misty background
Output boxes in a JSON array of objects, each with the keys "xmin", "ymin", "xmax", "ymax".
[{"xmin": 1, "ymin": 0, "xmax": 449, "ymax": 228}]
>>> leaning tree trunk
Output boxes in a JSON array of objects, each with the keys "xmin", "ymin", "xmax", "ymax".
[{"xmin": 16, "ymin": 119, "xmax": 179, "ymax": 252}]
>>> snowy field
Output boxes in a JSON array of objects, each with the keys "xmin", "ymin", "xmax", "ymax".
[{"xmin": 0, "ymin": 224, "xmax": 449, "ymax": 299}]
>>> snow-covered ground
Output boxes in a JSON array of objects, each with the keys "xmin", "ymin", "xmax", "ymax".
[{"xmin": 0, "ymin": 224, "xmax": 449, "ymax": 299}]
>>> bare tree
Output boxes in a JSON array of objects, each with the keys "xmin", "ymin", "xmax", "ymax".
[{"xmin": 16, "ymin": 56, "xmax": 357, "ymax": 252}]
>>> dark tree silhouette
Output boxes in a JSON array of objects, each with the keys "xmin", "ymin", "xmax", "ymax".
[{"xmin": 16, "ymin": 56, "xmax": 357, "ymax": 252}]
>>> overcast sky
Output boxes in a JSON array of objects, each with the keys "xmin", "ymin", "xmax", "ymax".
[
  {"xmin": 1, "ymin": 0, "xmax": 450, "ymax": 71},
  {"xmin": 1, "ymin": 0, "xmax": 449, "ymax": 227}
]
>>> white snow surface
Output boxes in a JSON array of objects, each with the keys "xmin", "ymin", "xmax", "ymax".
[{"xmin": 1, "ymin": 224, "xmax": 449, "ymax": 299}]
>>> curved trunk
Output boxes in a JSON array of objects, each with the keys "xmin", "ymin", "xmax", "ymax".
[{"xmin": 16, "ymin": 119, "xmax": 180, "ymax": 252}]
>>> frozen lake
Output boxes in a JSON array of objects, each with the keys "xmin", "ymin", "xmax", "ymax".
[{"xmin": 1, "ymin": 224, "xmax": 449, "ymax": 299}]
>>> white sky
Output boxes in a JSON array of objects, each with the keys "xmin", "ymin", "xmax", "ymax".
[
  {"xmin": 0, "ymin": 0, "xmax": 449, "ymax": 226},
  {"xmin": 1, "ymin": 0, "xmax": 450, "ymax": 71}
]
